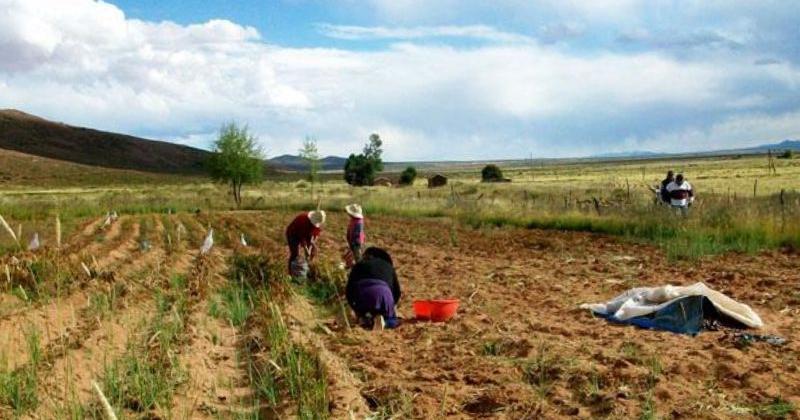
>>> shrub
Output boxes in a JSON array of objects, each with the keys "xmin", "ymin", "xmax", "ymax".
[
  {"xmin": 779, "ymin": 149, "xmax": 794, "ymax": 159},
  {"xmin": 481, "ymin": 164, "xmax": 504, "ymax": 182},
  {"xmin": 344, "ymin": 134, "xmax": 384, "ymax": 186},
  {"xmin": 399, "ymin": 166, "xmax": 417, "ymax": 186}
]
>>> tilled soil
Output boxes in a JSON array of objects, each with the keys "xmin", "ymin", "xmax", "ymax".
[
  {"xmin": 0, "ymin": 210, "xmax": 797, "ymax": 419},
  {"xmin": 310, "ymin": 212, "xmax": 800, "ymax": 419}
]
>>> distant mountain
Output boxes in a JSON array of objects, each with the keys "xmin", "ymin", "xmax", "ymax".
[
  {"xmin": 268, "ymin": 154, "xmax": 347, "ymax": 171},
  {"xmin": 590, "ymin": 139, "xmax": 800, "ymax": 159},
  {"xmin": 592, "ymin": 150, "xmax": 663, "ymax": 158},
  {"xmin": 0, "ymin": 109, "xmax": 211, "ymax": 174},
  {"xmin": 752, "ymin": 140, "xmax": 800, "ymax": 152}
]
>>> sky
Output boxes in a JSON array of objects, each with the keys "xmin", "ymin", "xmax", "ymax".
[{"xmin": 1, "ymin": 0, "xmax": 799, "ymax": 161}]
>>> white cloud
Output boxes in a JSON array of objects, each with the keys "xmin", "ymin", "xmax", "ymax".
[
  {"xmin": 317, "ymin": 24, "xmax": 534, "ymax": 43},
  {"xmin": 628, "ymin": 110, "xmax": 800, "ymax": 153},
  {"xmin": 0, "ymin": 0, "xmax": 799, "ymax": 160},
  {"xmin": 363, "ymin": 0, "xmax": 642, "ymax": 24}
]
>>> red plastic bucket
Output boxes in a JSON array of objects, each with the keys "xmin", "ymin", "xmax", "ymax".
[{"xmin": 412, "ymin": 299, "xmax": 460, "ymax": 322}]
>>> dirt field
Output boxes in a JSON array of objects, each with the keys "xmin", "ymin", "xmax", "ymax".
[{"xmin": 0, "ymin": 209, "xmax": 797, "ymax": 419}]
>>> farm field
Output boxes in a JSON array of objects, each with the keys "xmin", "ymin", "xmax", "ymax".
[
  {"xmin": 4, "ymin": 0, "xmax": 800, "ymax": 418},
  {"xmin": 0, "ymin": 154, "xmax": 798, "ymax": 419},
  {"xmin": 0, "ymin": 206, "xmax": 797, "ymax": 419},
  {"xmin": 4, "ymin": 0, "xmax": 800, "ymax": 417}
]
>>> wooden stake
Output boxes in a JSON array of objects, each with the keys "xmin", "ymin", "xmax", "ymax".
[
  {"xmin": 92, "ymin": 380, "xmax": 118, "ymax": 420},
  {"xmin": 268, "ymin": 359, "xmax": 283, "ymax": 372},
  {"xmin": 55, "ymin": 214, "xmax": 62, "ymax": 249},
  {"xmin": 339, "ymin": 299, "xmax": 352, "ymax": 332},
  {"xmin": 626, "ymin": 178, "xmax": 631, "ymax": 203},
  {"xmin": 780, "ymin": 189, "xmax": 787, "ymax": 232},
  {"xmin": 81, "ymin": 262, "xmax": 92, "ymax": 278}
]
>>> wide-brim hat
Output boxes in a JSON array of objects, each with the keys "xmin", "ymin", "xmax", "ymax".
[
  {"xmin": 345, "ymin": 204, "xmax": 364, "ymax": 219},
  {"xmin": 308, "ymin": 210, "xmax": 326, "ymax": 227}
]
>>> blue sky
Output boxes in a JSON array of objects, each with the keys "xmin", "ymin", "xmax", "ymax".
[{"xmin": 1, "ymin": 0, "xmax": 799, "ymax": 160}]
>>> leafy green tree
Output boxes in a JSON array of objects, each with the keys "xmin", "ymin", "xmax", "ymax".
[
  {"xmin": 299, "ymin": 136, "xmax": 321, "ymax": 198},
  {"xmin": 399, "ymin": 166, "xmax": 417, "ymax": 186},
  {"xmin": 344, "ymin": 133, "xmax": 384, "ymax": 186},
  {"xmin": 364, "ymin": 133, "xmax": 384, "ymax": 171},
  {"xmin": 344, "ymin": 153, "xmax": 373, "ymax": 186},
  {"xmin": 481, "ymin": 164, "xmax": 504, "ymax": 182},
  {"xmin": 206, "ymin": 122, "xmax": 263, "ymax": 207}
]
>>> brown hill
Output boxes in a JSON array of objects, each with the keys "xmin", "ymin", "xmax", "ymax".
[
  {"xmin": 0, "ymin": 148, "xmax": 196, "ymax": 186},
  {"xmin": 0, "ymin": 109, "xmax": 211, "ymax": 174}
]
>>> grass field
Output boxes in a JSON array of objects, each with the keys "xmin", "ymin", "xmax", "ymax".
[
  {"xmin": 0, "ymin": 153, "xmax": 798, "ymax": 418},
  {"xmin": 2, "ymin": 154, "xmax": 798, "ymax": 258}
]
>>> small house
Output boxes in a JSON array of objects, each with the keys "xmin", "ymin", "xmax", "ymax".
[
  {"xmin": 373, "ymin": 177, "xmax": 393, "ymax": 187},
  {"xmin": 427, "ymin": 174, "xmax": 448, "ymax": 188}
]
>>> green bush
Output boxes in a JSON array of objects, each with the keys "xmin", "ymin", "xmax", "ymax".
[
  {"xmin": 399, "ymin": 166, "xmax": 417, "ymax": 186},
  {"xmin": 344, "ymin": 134, "xmax": 384, "ymax": 186},
  {"xmin": 481, "ymin": 164, "xmax": 504, "ymax": 182}
]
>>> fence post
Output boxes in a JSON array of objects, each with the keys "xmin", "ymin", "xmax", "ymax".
[
  {"xmin": 626, "ymin": 178, "xmax": 631, "ymax": 203},
  {"xmin": 780, "ymin": 189, "xmax": 786, "ymax": 232},
  {"xmin": 754, "ymin": 179, "xmax": 758, "ymax": 198}
]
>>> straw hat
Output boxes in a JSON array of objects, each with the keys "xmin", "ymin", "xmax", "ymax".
[
  {"xmin": 345, "ymin": 204, "xmax": 364, "ymax": 219},
  {"xmin": 308, "ymin": 210, "xmax": 326, "ymax": 227}
]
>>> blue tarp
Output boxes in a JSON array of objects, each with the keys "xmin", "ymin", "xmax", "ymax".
[{"xmin": 596, "ymin": 295, "xmax": 719, "ymax": 335}]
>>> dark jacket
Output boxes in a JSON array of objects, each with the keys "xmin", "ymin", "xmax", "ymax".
[
  {"xmin": 346, "ymin": 257, "xmax": 401, "ymax": 306},
  {"xmin": 660, "ymin": 177, "xmax": 674, "ymax": 202}
]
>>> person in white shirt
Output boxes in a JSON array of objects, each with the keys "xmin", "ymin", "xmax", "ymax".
[{"xmin": 665, "ymin": 174, "xmax": 694, "ymax": 215}]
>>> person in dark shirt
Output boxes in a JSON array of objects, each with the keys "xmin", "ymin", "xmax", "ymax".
[
  {"xmin": 666, "ymin": 174, "xmax": 694, "ymax": 215},
  {"xmin": 346, "ymin": 247, "xmax": 402, "ymax": 330},
  {"xmin": 285, "ymin": 210, "xmax": 325, "ymax": 276},
  {"xmin": 660, "ymin": 170, "xmax": 674, "ymax": 204}
]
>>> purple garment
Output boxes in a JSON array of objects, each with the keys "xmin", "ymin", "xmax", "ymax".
[{"xmin": 352, "ymin": 279, "xmax": 396, "ymax": 318}]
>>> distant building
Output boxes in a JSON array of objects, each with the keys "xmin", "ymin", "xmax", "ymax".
[{"xmin": 427, "ymin": 174, "xmax": 448, "ymax": 188}]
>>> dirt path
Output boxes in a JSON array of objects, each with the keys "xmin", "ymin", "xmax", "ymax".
[
  {"xmin": 283, "ymin": 293, "xmax": 372, "ymax": 418},
  {"xmin": 168, "ymin": 249, "xmax": 258, "ymax": 419}
]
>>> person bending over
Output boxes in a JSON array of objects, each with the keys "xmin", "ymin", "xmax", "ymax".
[
  {"xmin": 346, "ymin": 247, "xmax": 402, "ymax": 330},
  {"xmin": 285, "ymin": 210, "xmax": 325, "ymax": 276}
]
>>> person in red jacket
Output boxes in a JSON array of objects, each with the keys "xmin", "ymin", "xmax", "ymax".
[{"xmin": 285, "ymin": 210, "xmax": 326, "ymax": 276}]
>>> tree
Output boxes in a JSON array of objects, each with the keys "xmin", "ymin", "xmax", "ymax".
[
  {"xmin": 364, "ymin": 133, "xmax": 384, "ymax": 171},
  {"xmin": 299, "ymin": 136, "xmax": 321, "ymax": 198},
  {"xmin": 343, "ymin": 153, "xmax": 374, "ymax": 186},
  {"xmin": 344, "ymin": 133, "xmax": 384, "ymax": 186},
  {"xmin": 481, "ymin": 164, "xmax": 504, "ymax": 182},
  {"xmin": 399, "ymin": 166, "xmax": 417, "ymax": 186},
  {"xmin": 206, "ymin": 122, "xmax": 263, "ymax": 207},
  {"xmin": 779, "ymin": 149, "xmax": 794, "ymax": 159}
]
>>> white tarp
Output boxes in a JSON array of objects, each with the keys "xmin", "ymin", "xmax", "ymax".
[{"xmin": 580, "ymin": 282, "xmax": 763, "ymax": 328}]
